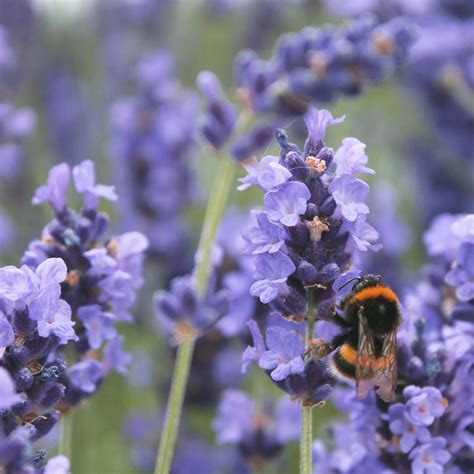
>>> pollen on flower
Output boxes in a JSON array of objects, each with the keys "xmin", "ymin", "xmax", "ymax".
[
  {"xmin": 252, "ymin": 413, "xmax": 268, "ymax": 429},
  {"xmin": 308, "ymin": 52, "xmax": 328, "ymax": 77},
  {"xmin": 42, "ymin": 234, "xmax": 55, "ymax": 245},
  {"xmin": 107, "ymin": 237, "xmax": 119, "ymax": 256},
  {"xmin": 306, "ymin": 156, "xmax": 327, "ymax": 175},
  {"xmin": 66, "ymin": 270, "xmax": 80, "ymax": 286},
  {"xmin": 422, "ymin": 455, "xmax": 431, "ymax": 464},
  {"xmin": 307, "ymin": 216, "xmax": 329, "ymax": 242},
  {"xmin": 27, "ymin": 360, "xmax": 43, "ymax": 375},
  {"xmin": 174, "ymin": 321, "xmax": 199, "ymax": 342},
  {"xmin": 440, "ymin": 398, "xmax": 449, "ymax": 408},
  {"xmin": 373, "ymin": 32, "xmax": 395, "ymax": 55},
  {"xmin": 419, "ymin": 406, "xmax": 427, "ymax": 413}
]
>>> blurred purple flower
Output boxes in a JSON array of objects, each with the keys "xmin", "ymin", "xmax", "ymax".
[
  {"xmin": 32, "ymin": 163, "xmax": 70, "ymax": 214},
  {"xmin": 77, "ymin": 305, "xmax": 117, "ymax": 350},
  {"xmin": 103, "ymin": 335, "xmax": 132, "ymax": 376},
  {"xmin": 69, "ymin": 360, "xmax": 102, "ymax": 394}
]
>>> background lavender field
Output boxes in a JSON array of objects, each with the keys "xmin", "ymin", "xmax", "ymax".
[{"xmin": 0, "ymin": 1, "xmax": 473, "ymax": 473}]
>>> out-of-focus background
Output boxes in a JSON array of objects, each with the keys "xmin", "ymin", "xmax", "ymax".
[{"xmin": 1, "ymin": 0, "xmax": 472, "ymax": 472}]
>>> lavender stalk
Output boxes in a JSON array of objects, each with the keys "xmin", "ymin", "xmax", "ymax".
[
  {"xmin": 301, "ymin": 290, "xmax": 316, "ymax": 474},
  {"xmin": 153, "ymin": 154, "xmax": 237, "ymax": 474}
]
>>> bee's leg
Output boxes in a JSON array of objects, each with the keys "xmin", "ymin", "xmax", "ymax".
[
  {"xmin": 304, "ymin": 338, "xmax": 333, "ymax": 360},
  {"xmin": 329, "ymin": 309, "xmax": 352, "ymax": 329}
]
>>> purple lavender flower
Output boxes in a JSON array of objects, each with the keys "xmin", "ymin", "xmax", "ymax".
[
  {"xmin": 0, "ymin": 367, "xmax": 22, "ymax": 409},
  {"xmin": 234, "ymin": 15, "xmax": 415, "ymax": 116},
  {"xmin": 243, "ymin": 211, "xmax": 287, "ymax": 255},
  {"xmin": 242, "ymin": 320, "xmax": 266, "ymax": 373},
  {"xmin": 404, "ymin": 386, "xmax": 448, "ymax": 426},
  {"xmin": 242, "ymin": 320, "xmax": 335, "ymax": 406},
  {"xmin": 22, "ymin": 160, "xmax": 145, "ymax": 410},
  {"xmin": 315, "ymin": 212, "xmax": 474, "ymax": 472},
  {"xmin": 329, "ymin": 176, "xmax": 370, "ymax": 222},
  {"xmin": 258, "ymin": 327, "xmax": 305, "ymax": 381},
  {"xmin": 264, "ymin": 181, "xmax": 311, "ymax": 227},
  {"xmin": 0, "ymin": 103, "xmax": 35, "ymax": 180},
  {"xmin": 110, "ymin": 50, "xmax": 197, "ymax": 279},
  {"xmin": 72, "ymin": 159, "xmax": 117, "ymax": 209},
  {"xmin": 0, "ymin": 312, "xmax": 14, "ymax": 357},
  {"xmin": 238, "ymin": 155, "xmax": 291, "ymax": 191},
  {"xmin": 409, "ymin": 437, "xmax": 451, "ymax": 474},
  {"xmin": 445, "ymin": 242, "xmax": 474, "ymax": 302},
  {"xmin": 243, "ymin": 106, "xmax": 379, "ymax": 317},
  {"xmin": 77, "ymin": 305, "xmax": 117, "ymax": 350},
  {"xmin": 388, "ymin": 403, "xmax": 432, "ymax": 452},
  {"xmin": 196, "ymin": 70, "xmax": 237, "ymax": 150},
  {"xmin": 44, "ymin": 455, "xmax": 70, "ymax": 474},
  {"xmin": 213, "ymin": 389, "xmax": 300, "ymax": 465},
  {"xmin": 32, "ymin": 163, "xmax": 70, "ymax": 214},
  {"xmin": 333, "ymin": 137, "xmax": 375, "ymax": 178},
  {"xmin": 0, "ymin": 258, "xmax": 73, "ymax": 470},
  {"xmin": 69, "ymin": 360, "xmax": 102, "ymax": 394},
  {"xmin": 250, "ymin": 252, "xmax": 296, "ymax": 304},
  {"xmin": 154, "ymin": 275, "xmax": 228, "ymax": 340},
  {"xmin": 102, "ymin": 335, "xmax": 132, "ymax": 376}
]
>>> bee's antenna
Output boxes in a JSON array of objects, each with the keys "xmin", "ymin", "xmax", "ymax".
[{"xmin": 337, "ymin": 277, "xmax": 361, "ymax": 292}]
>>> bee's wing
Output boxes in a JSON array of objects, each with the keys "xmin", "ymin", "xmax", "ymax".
[
  {"xmin": 374, "ymin": 329, "xmax": 398, "ymax": 402},
  {"xmin": 355, "ymin": 307, "xmax": 377, "ymax": 400}
]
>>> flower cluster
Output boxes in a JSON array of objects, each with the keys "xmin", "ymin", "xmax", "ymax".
[
  {"xmin": 240, "ymin": 106, "xmax": 381, "ymax": 405},
  {"xmin": 154, "ymin": 210, "xmax": 258, "ymax": 404},
  {"xmin": 242, "ymin": 319, "xmax": 335, "ymax": 406},
  {"xmin": 325, "ymin": 0, "xmax": 474, "ymax": 223},
  {"xmin": 234, "ymin": 14, "xmax": 414, "ymax": 116},
  {"xmin": 243, "ymin": 106, "xmax": 379, "ymax": 316},
  {"xmin": 110, "ymin": 50, "xmax": 198, "ymax": 279},
  {"xmin": 213, "ymin": 389, "xmax": 301, "ymax": 468},
  {"xmin": 313, "ymin": 213, "xmax": 474, "ymax": 473},
  {"xmin": 23, "ymin": 160, "xmax": 148, "ymax": 407},
  {"xmin": 196, "ymin": 15, "xmax": 414, "ymax": 164},
  {"xmin": 0, "ymin": 259, "xmax": 75, "ymax": 472}
]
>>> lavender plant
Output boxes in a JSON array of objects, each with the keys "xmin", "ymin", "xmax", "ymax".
[
  {"xmin": 324, "ymin": 0, "xmax": 474, "ymax": 223},
  {"xmin": 213, "ymin": 389, "xmax": 301, "ymax": 469},
  {"xmin": 240, "ymin": 106, "xmax": 384, "ymax": 472},
  {"xmin": 154, "ymin": 14, "xmax": 414, "ymax": 474},
  {"xmin": 23, "ymin": 160, "xmax": 147, "ymax": 406},
  {"xmin": 0, "ymin": 258, "xmax": 76, "ymax": 472},
  {"xmin": 313, "ymin": 212, "xmax": 474, "ymax": 473},
  {"xmin": 0, "ymin": 159, "xmax": 147, "ymax": 467},
  {"xmin": 110, "ymin": 50, "xmax": 198, "ymax": 279}
]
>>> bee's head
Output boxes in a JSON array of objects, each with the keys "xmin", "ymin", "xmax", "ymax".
[
  {"xmin": 337, "ymin": 274, "xmax": 382, "ymax": 294},
  {"xmin": 352, "ymin": 274, "xmax": 381, "ymax": 293}
]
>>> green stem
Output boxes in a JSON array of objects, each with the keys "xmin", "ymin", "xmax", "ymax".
[
  {"xmin": 193, "ymin": 157, "xmax": 236, "ymax": 297},
  {"xmin": 300, "ymin": 406, "xmax": 313, "ymax": 474},
  {"xmin": 154, "ymin": 338, "xmax": 195, "ymax": 474},
  {"xmin": 154, "ymin": 156, "xmax": 237, "ymax": 474},
  {"xmin": 58, "ymin": 411, "xmax": 73, "ymax": 461},
  {"xmin": 300, "ymin": 291, "xmax": 316, "ymax": 474}
]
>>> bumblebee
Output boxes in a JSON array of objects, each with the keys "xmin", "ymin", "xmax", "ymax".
[{"xmin": 309, "ymin": 274, "xmax": 401, "ymax": 402}]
